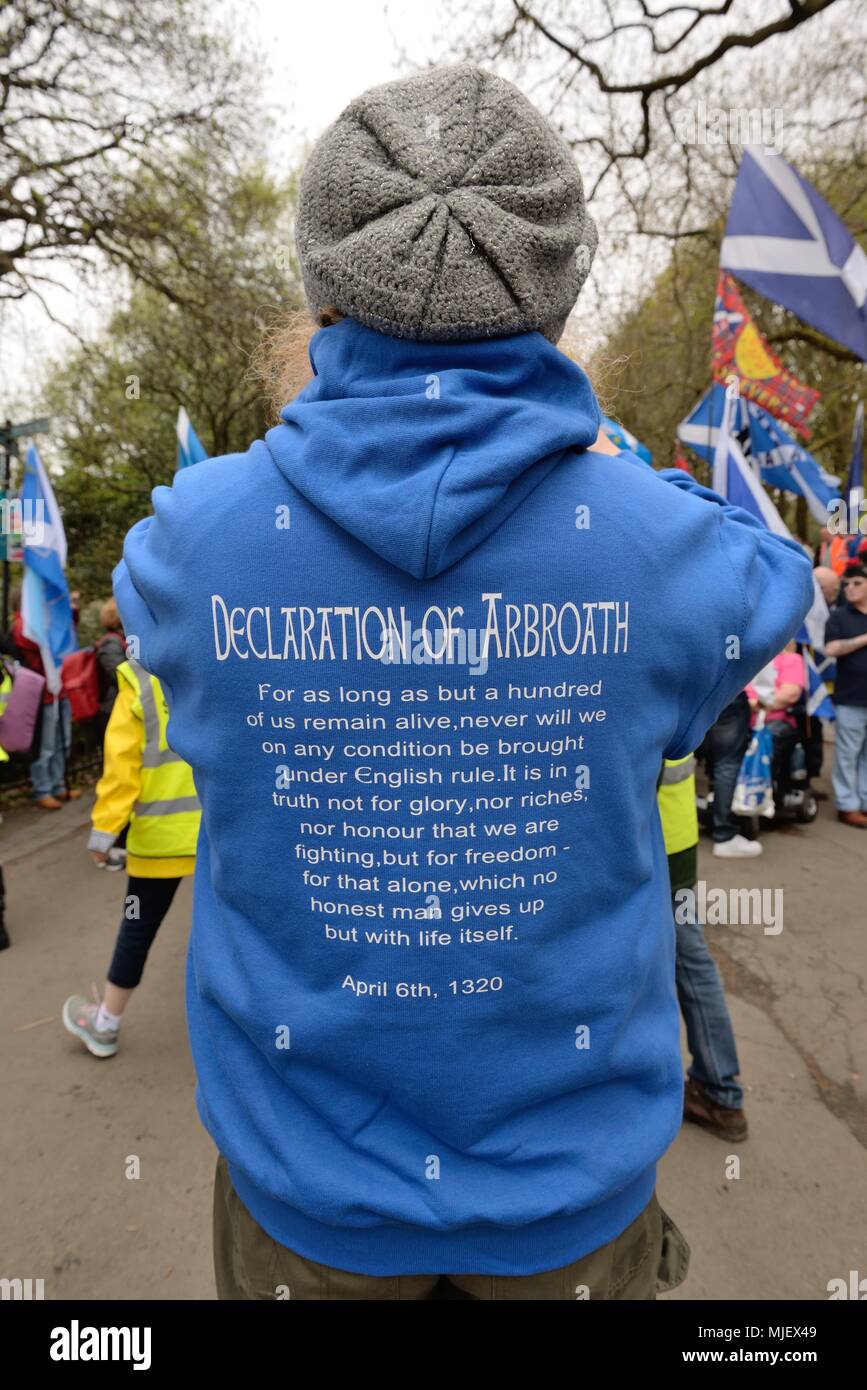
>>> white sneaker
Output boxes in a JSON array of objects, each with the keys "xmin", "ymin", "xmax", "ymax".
[{"xmin": 713, "ymin": 834, "xmax": 763, "ymax": 858}]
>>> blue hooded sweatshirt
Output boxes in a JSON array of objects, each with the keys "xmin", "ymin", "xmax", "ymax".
[{"xmin": 115, "ymin": 317, "xmax": 813, "ymax": 1276}]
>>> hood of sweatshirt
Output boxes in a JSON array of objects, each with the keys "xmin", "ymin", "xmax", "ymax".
[{"xmin": 265, "ymin": 317, "xmax": 601, "ymax": 579}]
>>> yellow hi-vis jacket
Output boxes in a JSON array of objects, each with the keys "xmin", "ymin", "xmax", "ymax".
[
  {"xmin": 0, "ymin": 670, "xmax": 11, "ymax": 762},
  {"xmin": 657, "ymin": 754, "xmax": 698, "ymax": 856},
  {"xmin": 91, "ymin": 659, "xmax": 200, "ymax": 877}
]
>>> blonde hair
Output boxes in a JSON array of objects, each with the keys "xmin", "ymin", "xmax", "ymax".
[
  {"xmin": 248, "ymin": 305, "xmax": 339, "ymax": 424},
  {"xmin": 100, "ymin": 597, "xmax": 121, "ymax": 631}
]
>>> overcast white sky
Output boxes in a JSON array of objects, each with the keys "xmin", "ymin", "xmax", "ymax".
[{"xmin": 251, "ymin": 0, "xmax": 441, "ymax": 158}]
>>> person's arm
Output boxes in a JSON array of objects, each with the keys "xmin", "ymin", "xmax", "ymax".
[
  {"xmin": 764, "ymin": 653, "xmax": 805, "ymax": 711},
  {"xmin": 657, "ymin": 472, "xmax": 814, "ymax": 758},
  {"xmin": 113, "ymin": 452, "xmax": 240, "ymax": 681},
  {"xmin": 769, "ymin": 682, "xmax": 803, "ymax": 709},
  {"xmin": 88, "ymin": 681, "xmax": 141, "ymax": 863},
  {"xmin": 825, "ymin": 633, "xmax": 867, "ymax": 658},
  {"xmin": 824, "ymin": 607, "xmax": 867, "ymax": 660},
  {"xmin": 591, "ymin": 449, "xmax": 814, "ymax": 728}
]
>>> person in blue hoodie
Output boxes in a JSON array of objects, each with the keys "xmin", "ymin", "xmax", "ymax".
[{"xmin": 114, "ymin": 65, "xmax": 813, "ymax": 1300}]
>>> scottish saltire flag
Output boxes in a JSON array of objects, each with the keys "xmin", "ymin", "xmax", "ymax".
[
  {"xmin": 805, "ymin": 647, "xmax": 836, "ymax": 720},
  {"xmin": 746, "ymin": 404, "xmax": 840, "ymax": 524},
  {"xmin": 712, "ymin": 392, "xmax": 790, "ymax": 535},
  {"xmin": 177, "ymin": 407, "xmax": 208, "ymax": 470},
  {"xmin": 847, "ymin": 401, "xmax": 864, "ymax": 522},
  {"xmin": 712, "ymin": 270, "xmax": 819, "ymax": 438},
  {"xmin": 21, "ymin": 567, "xmax": 57, "ymax": 689},
  {"xmin": 720, "ymin": 147, "xmax": 867, "ymax": 361},
  {"xmin": 799, "ymin": 572, "xmax": 835, "ymax": 721},
  {"xmin": 601, "ymin": 415, "xmax": 652, "ymax": 465},
  {"xmin": 21, "ymin": 443, "xmax": 77, "ymax": 692},
  {"xmin": 678, "ymin": 386, "xmax": 840, "ymax": 521},
  {"xmin": 677, "ymin": 384, "xmax": 748, "ymax": 463}
]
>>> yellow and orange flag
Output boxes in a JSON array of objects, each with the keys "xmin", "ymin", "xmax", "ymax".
[{"xmin": 712, "ymin": 271, "xmax": 819, "ymax": 439}]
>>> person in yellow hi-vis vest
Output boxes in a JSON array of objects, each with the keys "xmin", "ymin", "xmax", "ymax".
[
  {"xmin": 658, "ymin": 755, "xmax": 748, "ymax": 1143},
  {"xmin": 0, "ymin": 667, "xmax": 11, "ymax": 952},
  {"xmin": 62, "ymin": 658, "xmax": 201, "ymax": 1057}
]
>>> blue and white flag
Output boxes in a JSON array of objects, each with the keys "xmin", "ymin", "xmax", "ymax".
[
  {"xmin": 712, "ymin": 391, "xmax": 790, "ymax": 535},
  {"xmin": 21, "ymin": 443, "xmax": 77, "ymax": 692},
  {"xmin": 176, "ymin": 407, "xmax": 208, "ymax": 470},
  {"xmin": 746, "ymin": 403, "xmax": 840, "ymax": 524},
  {"xmin": 847, "ymin": 401, "xmax": 864, "ymax": 523},
  {"xmin": 601, "ymin": 415, "xmax": 653, "ymax": 465},
  {"xmin": 804, "ymin": 647, "xmax": 835, "ymax": 720},
  {"xmin": 720, "ymin": 146, "xmax": 867, "ymax": 361},
  {"xmin": 677, "ymin": 384, "xmax": 748, "ymax": 463},
  {"xmin": 678, "ymin": 385, "xmax": 840, "ymax": 522},
  {"xmin": 800, "ymin": 574, "xmax": 835, "ymax": 722}
]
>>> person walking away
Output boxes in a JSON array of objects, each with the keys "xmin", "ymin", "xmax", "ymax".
[
  {"xmin": 658, "ymin": 756, "xmax": 747, "ymax": 1141},
  {"xmin": 115, "ymin": 66, "xmax": 812, "ymax": 1299},
  {"xmin": 824, "ymin": 560, "xmax": 867, "ymax": 828},
  {"xmin": 62, "ymin": 657, "xmax": 200, "ymax": 1056}
]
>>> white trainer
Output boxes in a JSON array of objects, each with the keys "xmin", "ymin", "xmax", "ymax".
[{"xmin": 713, "ymin": 833, "xmax": 763, "ymax": 858}]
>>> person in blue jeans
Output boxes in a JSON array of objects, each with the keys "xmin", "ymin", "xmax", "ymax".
[
  {"xmin": 30, "ymin": 696, "xmax": 73, "ymax": 804},
  {"xmin": 9, "ymin": 587, "xmax": 79, "ymax": 810},
  {"xmin": 824, "ymin": 561, "xmax": 867, "ymax": 829},
  {"xmin": 659, "ymin": 756, "xmax": 747, "ymax": 1142},
  {"xmin": 702, "ymin": 691, "xmax": 760, "ymax": 858}
]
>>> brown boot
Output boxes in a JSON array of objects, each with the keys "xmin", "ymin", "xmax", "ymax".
[
  {"xmin": 683, "ymin": 1077, "xmax": 748, "ymax": 1142},
  {"xmin": 34, "ymin": 796, "xmax": 63, "ymax": 811},
  {"xmin": 58, "ymin": 789, "xmax": 83, "ymax": 801},
  {"xmin": 838, "ymin": 810, "xmax": 867, "ymax": 828}
]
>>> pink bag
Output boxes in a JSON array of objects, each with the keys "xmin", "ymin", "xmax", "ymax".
[{"xmin": 0, "ymin": 662, "xmax": 47, "ymax": 753}]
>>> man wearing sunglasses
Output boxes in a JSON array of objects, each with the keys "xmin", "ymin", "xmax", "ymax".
[{"xmin": 824, "ymin": 561, "xmax": 867, "ymax": 827}]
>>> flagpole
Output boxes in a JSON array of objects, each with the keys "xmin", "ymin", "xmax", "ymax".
[{"xmin": 848, "ymin": 401, "xmax": 864, "ymax": 535}]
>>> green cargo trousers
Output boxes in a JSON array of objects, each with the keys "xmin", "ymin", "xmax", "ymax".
[{"xmin": 213, "ymin": 1153, "xmax": 690, "ymax": 1300}]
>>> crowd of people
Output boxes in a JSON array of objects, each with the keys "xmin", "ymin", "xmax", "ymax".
[{"xmin": 699, "ymin": 536, "xmax": 867, "ymax": 858}]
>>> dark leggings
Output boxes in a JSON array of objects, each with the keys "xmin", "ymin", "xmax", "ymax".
[
  {"xmin": 107, "ymin": 875, "xmax": 182, "ymax": 989},
  {"xmin": 768, "ymin": 719, "xmax": 798, "ymax": 785}
]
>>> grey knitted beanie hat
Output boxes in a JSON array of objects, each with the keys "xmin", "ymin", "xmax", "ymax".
[{"xmin": 295, "ymin": 64, "xmax": 597, "ymax": 344}]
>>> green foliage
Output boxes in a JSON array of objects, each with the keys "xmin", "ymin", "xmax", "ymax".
[{"xmin": 43, "ymin": 157, "xmax": 301, "ymax": 601}]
